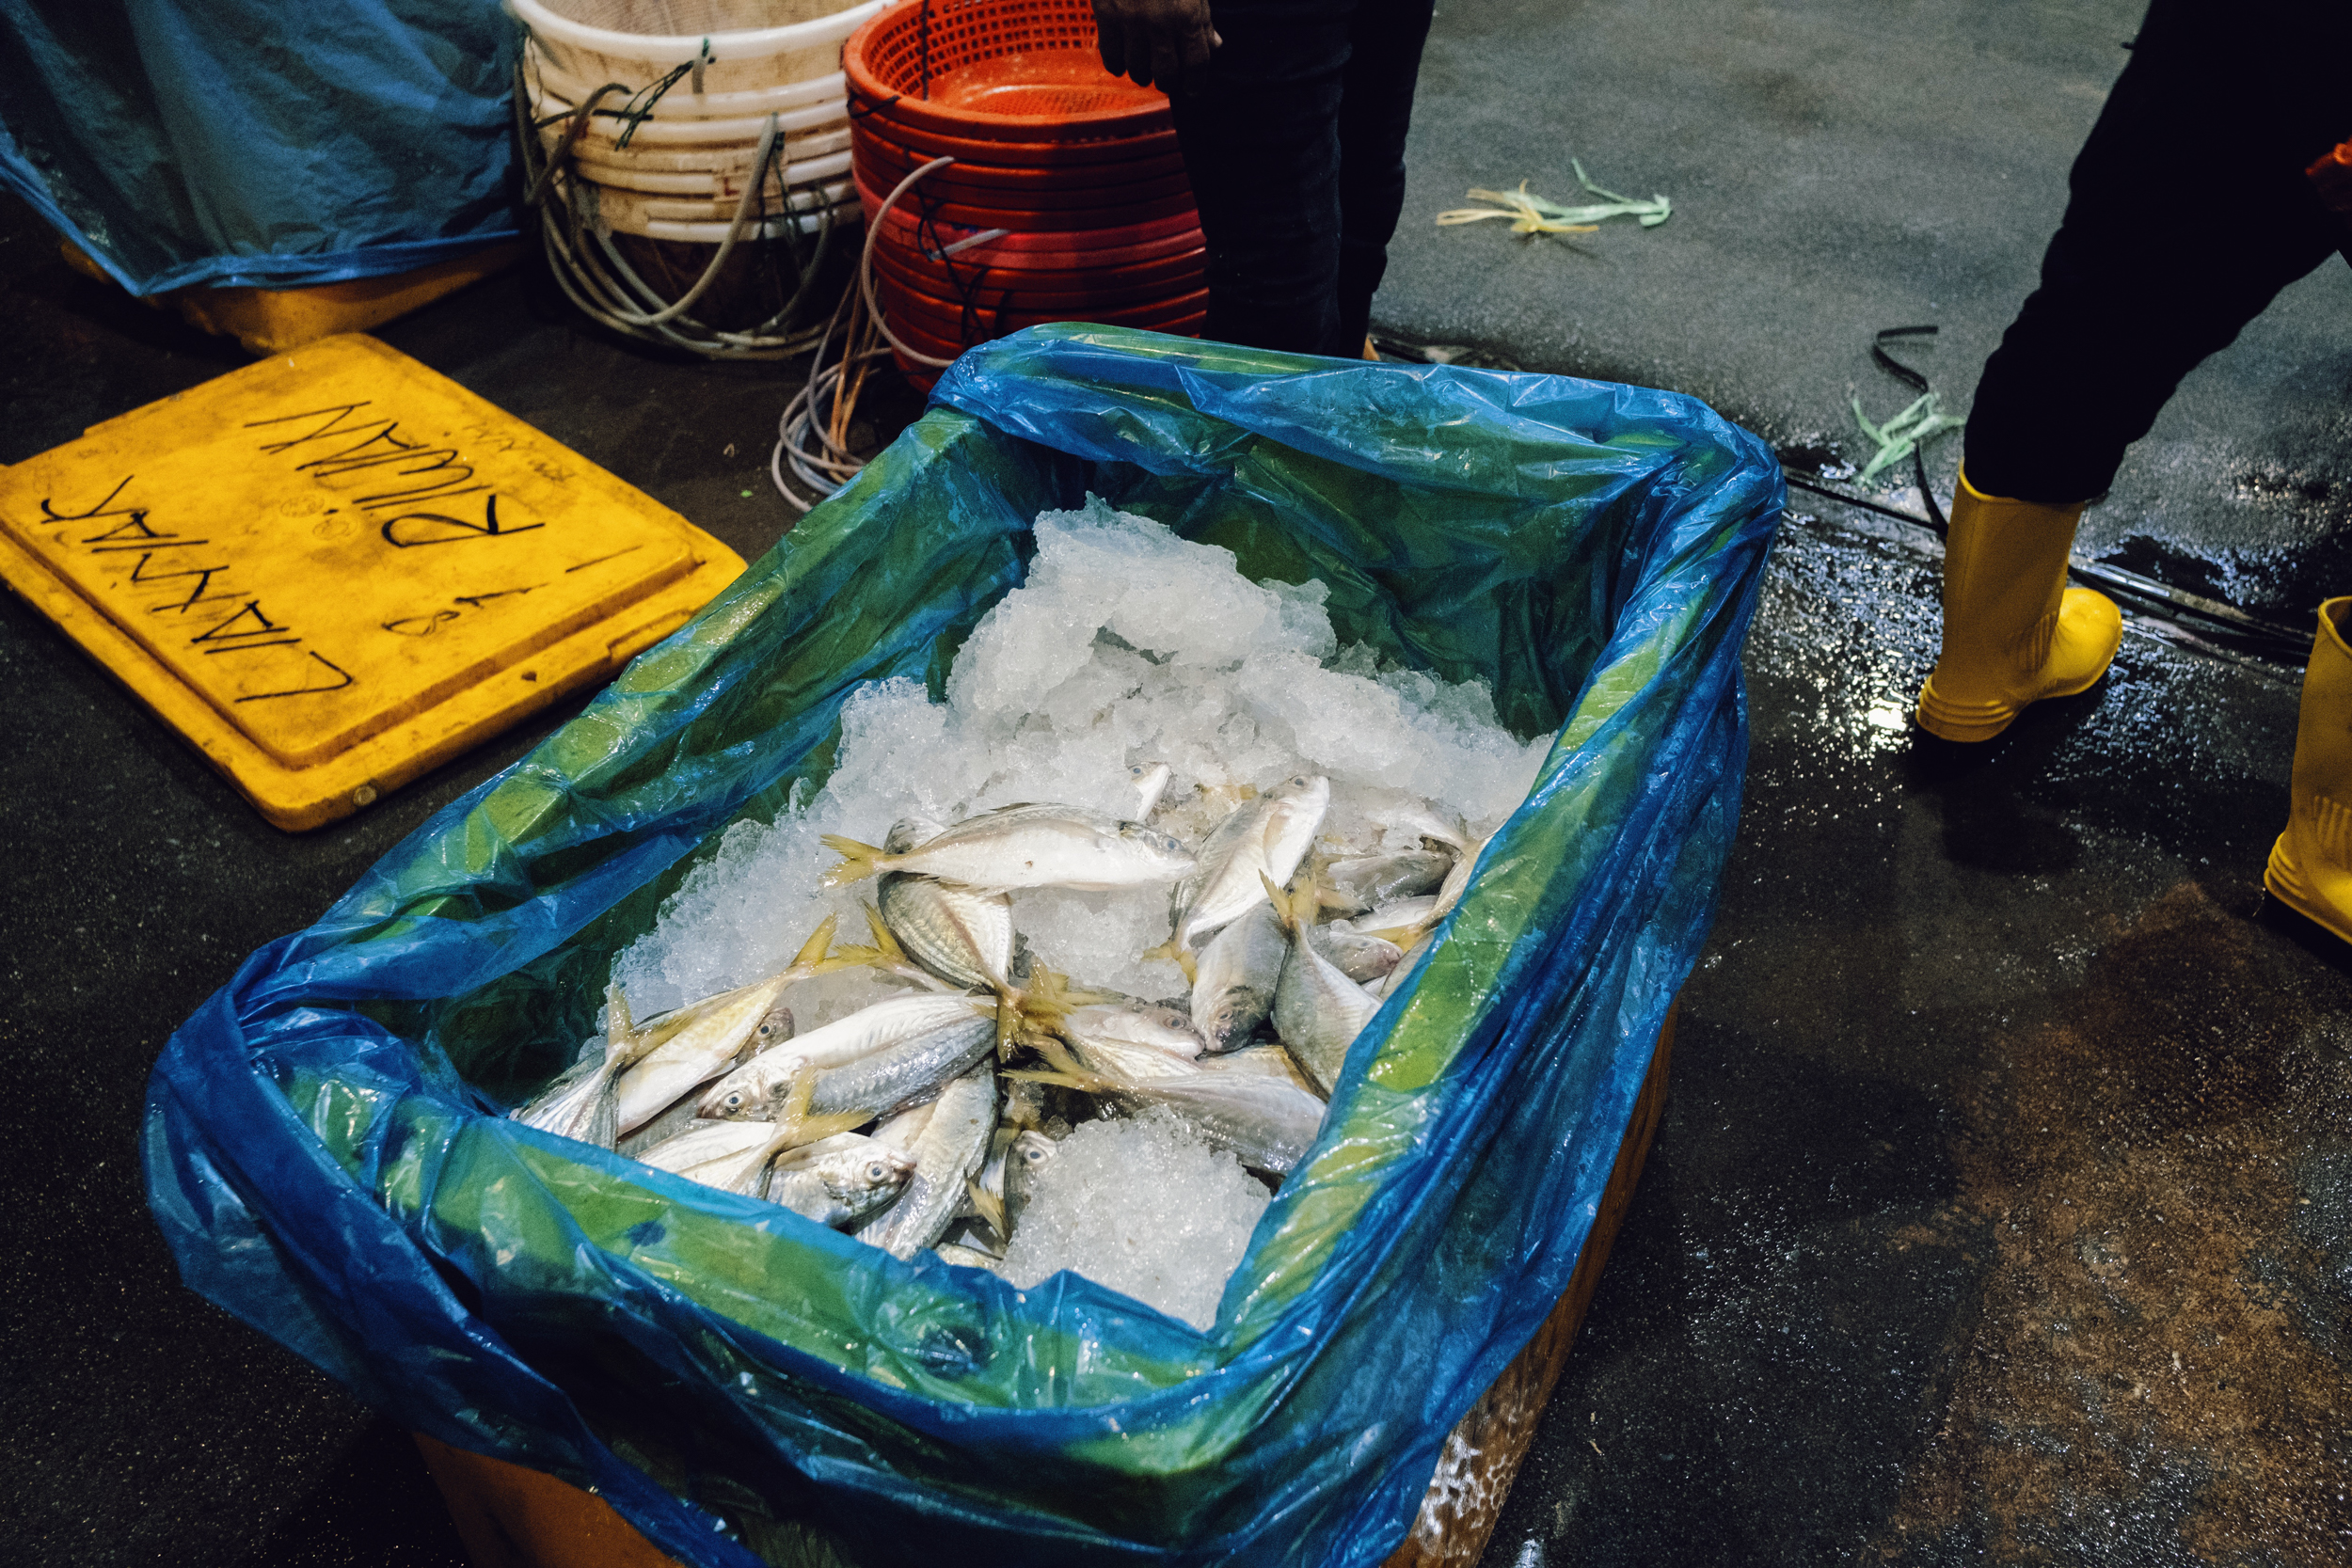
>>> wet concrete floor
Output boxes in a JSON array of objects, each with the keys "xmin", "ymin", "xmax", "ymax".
[{"xmin": 4, "ymin": 6, "xmax": 2349, "ymax": 1553}]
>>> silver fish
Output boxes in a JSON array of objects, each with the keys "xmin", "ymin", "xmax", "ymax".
[
  {"xmin": 822, "ymin": 803, "xmax": 1195, "ymax": 894},
  {"xmin": 1058, "ymin": 1006, "xmax": 1204, "ymax": 1067},
  {"xmin": 1307, "ymin": 924, "xmax": 1404, "ymax": 985},
  {"xmin": 1267, "ymin": 879, "xmax": 1381, "ymax": 1097},
  {"xmin": 856, "ymin": 1063, "xmax": 997, "ymax": 1259},
  {"xmin": 1189, "ymin": 900, "xmax": 1287, "ymax": 1052},
  {"xmin": 1381, "ymin": 801, "xmax": 1474, "ymax": 855},
  {"xmin": 868, "ymin": 1098, "xmax": 939, "ymax": 1151},
  {"xmin": 808, "ymin": 1010, "xmax": 995, "ymax": 1119},
  {"xmin": 1196, "ymin": 1042, "xmax": 1323, "ymax": 1099},
  {"xmin": 767, "ymin": 1133, "xmax": 916, "ymax": 1228},
  {"xmin": 511, "ymin": 1032, "xmax": 628, "ymax": 1148},
  {"xmin": 510, "ymin": 983, "xmax": 674, "ymax": 1149},
  {"xmin": 1166, "ymin": 775, "xmax": 1328, "ymax": 952},
  {"xmin": 698, "ymin": 993, "xmax": 993, "ymax": 1118},
  {"xmin": 1005, "ymin": 1128, "xmax": 1058, "ymax": 1232},
  {"xmin": 1319, "ymin": 850, "xmax": 1453, "ymax": 915},
  {"xmin": 612, "ymin": 916, "xmax": 842, "ymax": 1133},
  {"xmin": 1129, "ymin": 762, "xmax": 1173, "ymax": 819},
  {"xmin": 1425, "ymin": 832, "xmax": 1486, "ymax": 927},
  {"xmin": 634, "ymin": 1117, "xmax": 791, "ymax": 1195},
  {"xmin": 878, "ymin": 873, "xmax": 1016, "ymax": 993},
  {"xmin": 1119, "ymin": 1070, "xmax": 1325, "ymax": 1175},
  {"xmin": 1339, "ymin": 895, "xmax": 1439, "ymax": 943}
]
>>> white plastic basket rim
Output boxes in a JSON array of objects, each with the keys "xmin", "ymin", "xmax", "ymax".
[
  {"xmin": 524, "ymin": 40, "xmax": 848, "ymax": 116},
  {"xmin": 509, "ymin": 0, "xmax": 884, "ymax": 65}
]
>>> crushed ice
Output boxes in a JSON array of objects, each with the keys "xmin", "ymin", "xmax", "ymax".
[
  {"xmin": 612, "ymin": 498, "xmax": 1551, "ymax": 1318},
  {"xmin": 999, "ymin": 1107, "xmax": 1269, "ymax": 1331}
]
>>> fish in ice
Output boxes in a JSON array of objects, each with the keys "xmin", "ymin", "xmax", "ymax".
[
  {"xmin": 822, "ymin": 803, "xmax": 1195, "ymax": 894},
  {"xmin": 808, "ymin": 1008, "xmax": 997, "ymax": 1120},
  {"xmin": 1189, "ymin": 899, "xmax": 1287, "ymax": 1052},
  {"xmin": 856, "ymin": 1062, "xmax": 998, "ymax": 1259},
  {"xmin": 1054, "ymin": 999, "xmax": 1204, "ymax": 1082},
  {"xmin": 768, "ymin": 1133, "xmax": 916, "ymax": 1228},
  {"xmin": 1307, "ymin": 923, "xmax": 1403, "ymax": 985},
  {"xmin": 1128, "ymin": 761, "xmax": 1173, "ymax": 819},
  {"xmin": 1165, "ymin": 774, "xmax": 1328, "ymax": 953},
  {"xmin": 1317, "ymin": 849, "xmax": 1453, "ymax": 915},
  {"xmin": 875, "ymin": 815, "xmax": 1020, "ymax": 994},
  {"xmin": 1122, "ymin": 1069, "xmax": 1326, "ymax": 1175},
  {"xmin": 698, "ymin": 992, "xmax": 994, "ymax": 1118},
  {"xmin": 612, "ymin": 914, "xmax": 845, "ymax": 1134},
  {"xmin": 1265, "ymin": 875, "xmax": 1381, "ymax": 1098}
]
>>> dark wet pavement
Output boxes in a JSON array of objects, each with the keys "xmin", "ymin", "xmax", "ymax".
[
  {"xmin": 1477, "ymin": 500, "xmax": 2350, "ymax": 1567},
  {"xmin": 6, "ymin": 2, "xmax": 2350, "ymax": 1555},
  {"xmin": 1383, "ymin": 0, "xmax": 2352, "ymax": 628}
]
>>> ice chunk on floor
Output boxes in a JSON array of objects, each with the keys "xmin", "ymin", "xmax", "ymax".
[{"xmin": 998, "ymin": 1107, "xmax": 1270, "ymax": 1330}]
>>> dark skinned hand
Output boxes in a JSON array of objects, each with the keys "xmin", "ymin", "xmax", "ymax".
[{"xmin": 1092, "ymin": 0, "xmax": 1220, "ymax": 94}]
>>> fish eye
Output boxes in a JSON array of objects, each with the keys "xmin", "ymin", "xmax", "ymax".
[
  {"xmin": 866, "ymin": 1163, "xmax": 891, "ymax": 1180},
  {"xmin": 723, "ymin": 1093, "xmax": 743, "ymax": 1109}
]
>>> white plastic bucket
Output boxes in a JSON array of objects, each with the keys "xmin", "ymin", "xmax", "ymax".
[
  {"xmin": 510, "ymin": 0, "xmax": 885, "ymax": 97},
  {"xmin": 572, "ymin": 177, "xmax": 857, "ymax": 240},
  {"xmin": 526, "ymin": 78, "xmax": 849, "ymax": 147},
  {"xmin": 524, "ymin": 42, "xmax": 848, "ymax": 121}
]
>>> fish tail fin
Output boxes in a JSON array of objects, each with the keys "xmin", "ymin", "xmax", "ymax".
[
  {"xmin": 1258, "ymin": 871, "xmax": 1298, "ymax": 933},
  {"xmin": 792, "ymin": 911, "xmax": 841, "ymax": 973},
  {"xmin": 1362, "ymin": 925, "xmax": 1421, "ymax": 948},
  {"xmin": 787, "ymin": 1110, "xmax": 869, "ymax": 1149},
  {"xmin": 818, "ymin": 835, "xmax": 887, "ymax": 886},
  {"xmin": 605, "ymin": 982, "xmax": 636, "ymax": 1055},
  {"xmin": 966, "ymin": 1174, "xmax": 1008, "ymax": 1239},
  {"xmin": 861, "ymin": 904, "xmax": 908, "ymax": 961}
]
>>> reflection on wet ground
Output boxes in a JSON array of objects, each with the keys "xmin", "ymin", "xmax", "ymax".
[{"xmin": 1484, "ymin": 499, "xmax": 2349, "ymax": 1565}]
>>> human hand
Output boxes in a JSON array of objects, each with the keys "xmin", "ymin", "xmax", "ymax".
[{"xmin": 1092, "ymin": 0, "xmax": 1220, "ymax": 93}]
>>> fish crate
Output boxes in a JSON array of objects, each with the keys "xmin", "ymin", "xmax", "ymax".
[{"xmin": 144, "ymin": 325, "xmax": 1781, "ymax": 1568}]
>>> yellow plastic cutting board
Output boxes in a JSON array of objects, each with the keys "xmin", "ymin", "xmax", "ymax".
[{"xmin": 0, "ymin": 334, "xmax": 745, "ymax": 830}]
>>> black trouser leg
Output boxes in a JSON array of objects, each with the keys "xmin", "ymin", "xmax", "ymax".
[
  {"xmin": 1964, "ymin": 0, "xmax": 2352, "ymax": 504},
  {"xmin": 1169, "ymin": 0, "xmax": 1353, "ymax": 355},
  {"xmin": 1334, "ymin": 0, "xmax": 1436, "ymax": 352},
  {"xmin": 1169, "ymin": 0, "xmax": 1434, "ymax": 357}
]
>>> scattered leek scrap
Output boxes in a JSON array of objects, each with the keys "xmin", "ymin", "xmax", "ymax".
[
  {"xmin": 1851, "ymin": 390, "xmax": 1964, "ymax": 488},
  {"xmin": 1436, "ymin": 160, "xmax": 1672, "ymax": 235}
]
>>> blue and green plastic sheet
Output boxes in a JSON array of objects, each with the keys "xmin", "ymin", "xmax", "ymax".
[{"xmin": 142, "ymin": 326, "xmax": 1782, "ymax": 1565}]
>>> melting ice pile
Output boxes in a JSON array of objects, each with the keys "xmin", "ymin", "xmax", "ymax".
[
  {"xmin": 612, "ymin": 497, "xmax": 1551, "ymax": 1323},
  {"xmin": 999, "ymin": 1108, "xmax": 1270, "ymax": 1330}
]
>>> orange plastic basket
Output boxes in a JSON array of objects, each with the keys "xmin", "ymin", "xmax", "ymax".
[
  {"xmin": 854, "ymin": 147, "xmax": 1195, "ymax": 210},
  {"xmin": 844, "ymin": 0, "xmax": 1173, "ymax": 142},
  {"xmin": 870, "ymin": 244, "xmax": 1205, "ymax": 312},
  {"xmin": 846, "ymin": 110, "xmax": 1180, "ymax": 169},
  {"xmin": 855, "ymin": 167, "xmax": 1197, "ymax": 234}
]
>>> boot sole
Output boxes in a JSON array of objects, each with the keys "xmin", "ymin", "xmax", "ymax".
[
  {"xmin": 1914, "ymin": 651, "xmax": 2118, "ymax": 744},
  {"xmin": 2264, "ymin": 833, "xmax": 2352, "ymax": 949}
]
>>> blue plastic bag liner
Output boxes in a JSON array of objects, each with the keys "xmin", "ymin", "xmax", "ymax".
[
  {"xmin": 0, "ymin": 0, "xmax": 519, "ymax": 296},
  {"xmin": 143, "ymin": 325, "xmax": 1783, "ymax": 1567}
]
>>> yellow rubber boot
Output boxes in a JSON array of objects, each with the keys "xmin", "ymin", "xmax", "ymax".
[
  {"xmin": 1915, "ymin": 468, "xmax": 2123, "ymax": 741},
  {"xmin": 2265, "ymin": 597, "xmax": 2352, "ymax": 947}
]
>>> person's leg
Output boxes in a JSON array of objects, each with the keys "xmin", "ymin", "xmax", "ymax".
[
  {"xmin": 1168, "ymin": 0, "xmax": 1357, "ymax": 355},
  {"xmin": 1964, "ymin": 0, "xmax": 2352, "ymax": 503},
  {"xmin": 1332, "ymin": 0, "xmax": 1436, "ymax": 355},
  {"xmin": 1919, "ymin": 0, "xmax": 2352, "ymax": 742}
]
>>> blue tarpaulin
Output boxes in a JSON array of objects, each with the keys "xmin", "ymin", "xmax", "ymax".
[
  {"xmin": 142, "ymin": 326, "xmax": 1782, "ymax": 1565},
  {"xmin": 0, "ymin": 0, "xmax": 518, "ymax": 296}
]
